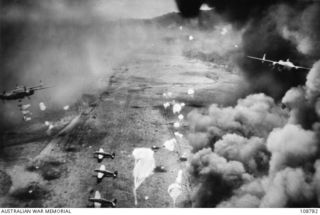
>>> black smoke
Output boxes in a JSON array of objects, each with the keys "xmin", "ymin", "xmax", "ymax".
[
  {"xmin": 176, "ymin": 0, "xmax": 320, "ymax": 208},
  {"xmin": 176, "ymin": 0, "xmax": 319, "ymax": 100}
]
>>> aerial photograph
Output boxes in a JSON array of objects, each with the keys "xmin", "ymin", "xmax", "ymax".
[{"xmin": 1, "ymin": 0, "xmax": 320, "ymax": 209}]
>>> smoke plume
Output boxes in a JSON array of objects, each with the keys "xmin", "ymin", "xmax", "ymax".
[{"xmin": 177, "ymin": 0, "xmax": 320, "ymax": 207}]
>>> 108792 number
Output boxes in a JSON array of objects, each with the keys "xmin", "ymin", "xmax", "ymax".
[{"xmin": 300, "ymin": 209, "xmax": 318, "ymax": 214}]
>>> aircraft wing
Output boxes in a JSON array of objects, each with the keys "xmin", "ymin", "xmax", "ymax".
[
  {"xmin": 30, "ymin": 86, "xmax": 54, "ymax": 91},
  {"xmin": 94, "ymin": 152, "xmax": 107, "ymax": 156},
  {"xmin": 89, "ymin": 198, "xmax": 106, "ymax": 204},
  {"xmin": 295, "ymin": 66, "xmax": 311, "ymax": 70},
  {"xmin": 247, "ymin": 56, "xmax": 276, "ymax": 64}
]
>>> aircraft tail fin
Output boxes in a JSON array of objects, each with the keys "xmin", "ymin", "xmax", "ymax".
[
  {"xmin": 262, "ymin": 54, "xmax": 266, "ymax": 62},
  {"xmin": 113, "ymin": 171, "xmax": 118, "ymax": 178},
  {"xmin": 111, "ymin": 199, "xmax": 117, "ymax": 207}
]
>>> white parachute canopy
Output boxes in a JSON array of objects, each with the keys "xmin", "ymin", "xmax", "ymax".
[
  {"xmin": 63, "ymin": 105, "xmax": 70, "ymax": 111},
  {"xmin": 175, "ymin": 170, "xmax": 183, "ymax": 184},
  {"xmin": 21, "ymin": 110, "xmax": 32, "ymax": 115},
  {"xmin": 39, "ymin": 102, "xmax": 46, "ymax": 111},
  {"xmin": 163, "ymin": 102, "xmax": 170, "ymax": 109},
  {"xmin": 187, "ymin": 88, "xmax": 195, "ymax": 96},
  {"xmin": 178, "ymin": 114, "xmax": 184, "ymax": 121},
  {"xmin": 132, "ymin": 148, "xmax": 156, "ymax": 205},
  {"xmin": 174, "ymin": 132, "xmax": 183, "ymax": 139},
  {"xmin": 163, "ymin": 138, "xmax": 177, "ymax": 151},
  {"xmin": 20, "ymin": 104, "xmax": 31, "ymax": 110},
  {"xmin": 168, "ymin": 170, "xmax": 183, "ymax": 207},
  {"xmin": 168, "ymin": 183, "xmax": 181, "ymax": 207},
  {"xmin": 173, "ymin": 121, "xmax": 180, "ymax": 128},
  {"xmin": 172, "ymin": 102, "xmax": 185, "ymax": 114},
  {"xmin": 163, "ymin": 92, "xmax": 173, "ymax": 98}
]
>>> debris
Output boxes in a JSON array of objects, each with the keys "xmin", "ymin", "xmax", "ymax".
[
  {"xmin": 44, "ymin": 121, "xmax": 50, "ymax": 126},
  {"xmin": 154, "ymin": 165, "xmax": 167, "ymax": 173},
  {"xmin": 174, "ymin": 132, "xmax": 183, "ymax": 139},
  {"xmin": 132, "ymin": 148, "xmax": 155, "ymax": 205},
  {"xmin": 39, "ymin": 102, "xmax": 46, "ymax": 111},
  {"xmin": 179, "ymin": 153, "xmax": 188, "ymax": 162},
  {"xmin": 163, "ymin": 138, "xmax": 177, "ymax": 151},
  {"xmin": 151, "ymin": 146, "xmax": 160, "ymax": 151}
]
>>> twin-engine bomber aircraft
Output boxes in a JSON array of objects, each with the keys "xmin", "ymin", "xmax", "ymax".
[
  {"xmin": 247, "ymin": 54, "xmax": 311, "ymax": 71},
  {"xmin": 94, "ymin": 148, "xmax": 115, "ymax": 162},
  {"xmin": 89, "ymin": 191, "xmax": 117, "ymax": 208},
  {"xmin": 0, "ymin": 81, "xmax": 52, "ymax": 102},
  {"xmin": 94, "ymin": 165, "xmax": 118, "ymax": 183}
]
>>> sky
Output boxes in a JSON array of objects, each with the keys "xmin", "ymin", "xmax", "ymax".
[
  {"xmin": 93, "ymin": 0, "xmax": 178, "ymax": 19},
  {"xmin": 1, "ymin": 0, "xmax": 178, "ymax": 21}
]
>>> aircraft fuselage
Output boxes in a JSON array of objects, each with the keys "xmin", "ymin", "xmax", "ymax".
[{"xmin": 0, "ymin": 90, "xmax": 34, "ymax": 101}]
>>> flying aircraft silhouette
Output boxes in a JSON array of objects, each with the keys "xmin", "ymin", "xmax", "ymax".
[
  {"xmin": 247, "ymin": 54, "xmax": 311, "ymax": 70},
  {"xmin": 0, "ymin": 81, "xmax": 52, "ymax": 102}
]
